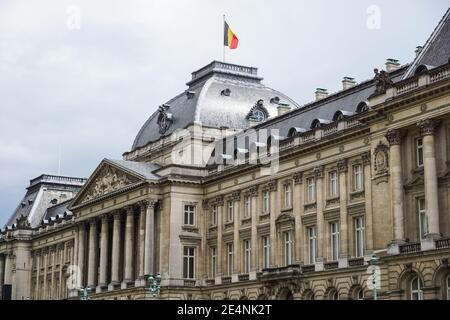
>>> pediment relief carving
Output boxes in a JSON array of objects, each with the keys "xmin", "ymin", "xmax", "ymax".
[{"xmin": 80, "ymin": 165, "xmax": 140, "ymax": 204}]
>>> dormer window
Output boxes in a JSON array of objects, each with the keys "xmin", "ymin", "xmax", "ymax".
[{"xmin": 221, "ymin": 88, "xmax": 231, "ymax": 96}]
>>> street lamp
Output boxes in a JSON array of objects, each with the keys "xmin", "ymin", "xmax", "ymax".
[
  {"xmin": 369, "ymin": 254, "xmax": 379, "ymax": 300},
  {"xmin": 78, "ymin": 287, "xmax": 92, "ymax": 300},
  {"xmin": 146, "ymin": 273, "xmax": 162, "ymax": 298}
]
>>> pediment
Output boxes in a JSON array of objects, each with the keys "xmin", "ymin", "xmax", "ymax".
[{"xmin": 72, "ymin": 161, "xmax": 142, "ymax": 206}]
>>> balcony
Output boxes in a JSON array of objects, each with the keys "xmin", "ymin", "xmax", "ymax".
[
  {"xmin": 221, "ymin": 276, "xmax": 232, "ymax": 284},
  {"xmin": 399, "ymin": 242, "xmax": 421, "ymax": 254},
  {"xmin": 348, "ymin": 257, "xmax": 365, "ymax": 267},
  {"xmin": 301, "ymin": 264, "xmax": 315, "ymax": 273},
  {"xmin": 435, "ymin": 237, "xmax": 450, "ymax": 249},
  {"xmin": 205, "ymin": 279, "xmax": 215, "ymax": 286},
  {"xmin": 183, "ymin": 280, "xmax": 196, "ymax": 287},
  {"xmin": 238, "ymin": 274, "xmax": 249, "ymax": 281},
  {"xmin": 324, "ymin": 261, "xmax": 339, "ymax": 270}
]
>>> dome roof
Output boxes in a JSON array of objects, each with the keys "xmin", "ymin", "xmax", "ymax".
[{"xmin": 131, "ymin": 61, "xmax": 300, "ymax": 151}]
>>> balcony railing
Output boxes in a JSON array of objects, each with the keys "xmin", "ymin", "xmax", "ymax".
[
  {"xmin": 348, "ymin": 257, "xmax": 365, "ymax": 267},
  {"xmin": 183, "ymin": 280, "xmax": 196, "ymax": 287},
  {"xmin": 324, "ymin": 261, "xmax": 339, "ymax": 270},
  {"xmin": 399, "ymin": 242, "xmax": 421, "ymax": 254},
  {"xmin": 221, "ymin": 276, "xmax": 232, "ymax": 284},
  {"xmin": 238, "ymin": 274, "xmax": 249, "ymax": 281},
  {"xmin": 301, "ymin": 264, "xmax": 315, "ymax": 273},
  {"xmin": 436, "ymin": 237, "xmax": 450, "ymax": 249}
]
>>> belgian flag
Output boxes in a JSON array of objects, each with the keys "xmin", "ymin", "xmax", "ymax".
[{"xmin": 224, "ymin": 21, "xmax": 239, "ymax": 49}]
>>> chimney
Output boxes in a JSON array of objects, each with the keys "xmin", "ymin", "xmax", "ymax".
[
  {"xmin": 277, "ymin": 104, "xmax": 291, "ymax": 116},
  {"xmin": 415, "ymin": 46, "xmax": 423, "ymax": 57},
  {"xmin": 342, "ymin": 77, "xmax": 356, "ymax": 90},
  {"xmin": 385, "ymin": 58, "xmax": 400, "ymax": 72},
  {"xmin": 315, "ymin": 88, "xmax": 328, "ymax": 101}
]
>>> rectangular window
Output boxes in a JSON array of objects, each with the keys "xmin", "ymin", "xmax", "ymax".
[
  {"xmin": 308, "ymin": 227, "xmax": 317, "ymax": 264},
  {"xmin": 210, "ymin": 247, "xmax": 217, "ymax": 278},
  {"xmin": 183, "ymin": 247, "xmax": 195, "ymax": 279},
  {"xmin": 284, "ymin": 231, "xmax": 293, "ymax": 266},
  {"xmin": 226, "ymin": 243, "xmax": 234, "ymax": 276},
  {"xmin": 416, "ymin": 138, "xmax": 424, "ymax": 168},
  {"xmin": 284, "ymin": 183, "xmax": 292, "ymax": 208},
  {"xmin": 243, "ymin": 240, "xmax": 251, "ymax": 273},
  {"xmin": 307, "ymin": 177, "xmax": 316, "ymax": 202},
  {"xmin": 262, "ymin": 190, "xmax": 270, "ymax": 213},
  {"xmin": 353, "ymin": 164, "xmax": 363, "ymax": 191},
  {"xmin": 244, "ymin": 196, "xmax": 251, "ymax": 218},
  {"xmin": 329, "ymin": 171, "xmax": 339, "ymax": 197},
  {"xmin": 211, "ymin": 205, "xmax": 217, "ymax": 226},
  {"xmin": 418, "ymin": 198, "xmax": 428, "ymax": 239},
  {"xmin": 355, "ymin": 217, "xmax": 365, "ymax": 257},
  {"xmin": 330, "ymin": 222, "xmax": 340, "ymax": 261},
  {"xmin": 262, "ymin": 236, "xmax": 270, "ymax": 269},
  {"xmin": 227, "ymin": 200, "xmax": 234, "ymax": 222},
  {"xmin": 183, "ymin": 205, "xmax": 195, "ymax": 226}
]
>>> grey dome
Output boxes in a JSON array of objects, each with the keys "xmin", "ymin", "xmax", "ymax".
[{"xmin": 131, "ymin": 61, "xmax": 300, "ymax": 151}]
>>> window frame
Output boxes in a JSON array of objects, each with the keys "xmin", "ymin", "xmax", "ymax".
[
  {"xmin": 283, "ymin": 183, "xmax": 292, "ymax": 209},
  {"xmin": 410, "ymin": 276, "xmax": 423, "ymax": 300},
  {"xmin": 262, "ymin": 190, "xmax": 270, "ymax": 213},
  {"xmin": 355, "ymin": 216, "xmax": 365, "ymax": 257},
  {"xmin": 183, "ymin": 204, "xmax": 196, "ymax": 226},
  {"xmin": 284, "ymin": 231, "xmax": 293, "ymax": 266},
  {"xmin": 308, "ymin": 226, "xmax": 317, "ymax": 264},
  {"xmin": 227, "ymin": 200, "xmax": 234, "ymax": 222},
  {"xmin": 183, "ymin": 246, "xmax": 196, "ymax": 279},
  {"xmin": 226, "ymin": 243, "xmax": 234, "ymax": 276},
  {"xmin": 328, "ymin": 170, "xmax": 339, "ymax": 198},
  {"xmin": 352, "ymin": 164, "xmax": 364, "ymax": 191},
  {"xmin": 306, "ymin": 177, "xmax": 316, "ymax": 203},
  {"xmin": 210, "ymin": 246, "xmax": 217, "ymax": 278},
  {"xmin": 446, "ymin": 274, "xmax": 450, "ymax": 300},
  {"xmin": 262, "ymin": 236, "xmax": 270, "ymax": 269},
  {"xmin": 243, "ymin": 239, "xmax": 251, "ymax": 273},
  {"xmin": 330, "ymin": 222, "xmax": 340, "ymax": 261},
  {"xmin": 211, "ymin": 205, "xmax": 217, "ymax": 226},
  {"xmin": 415, "ymin": 137, "xmax": 424, "ymax": 168},
  {"xmin": 418, "ymin": 198, "xmax": 428, "ymax": 240},
  {"xmin": 244, "ymin": 195, "xmax": 251, "ymax": 219}
]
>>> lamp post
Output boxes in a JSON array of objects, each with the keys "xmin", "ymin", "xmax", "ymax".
[
  {"xmin": 78, "ymin": 287, "xmax": 92, "ymax": 300},
  {"xmin": 146, "ymin": 273, "xmax": 161, "ymax": 298},
  {"xmin": 370, "ymin": 254, "xmax": 378, "ymax": 300}
]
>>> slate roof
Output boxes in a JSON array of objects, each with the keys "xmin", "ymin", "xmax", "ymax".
[
  {"xmin": 404, "ymin": 8, "xmax": 450, "ymax": 78},
  {"xmin": 43, "ymin": 199, "xmax": 73, "ymax": 221},
  {"xmin": 131, "ymin": 61, "xmax": 300, "ymax": 151}
]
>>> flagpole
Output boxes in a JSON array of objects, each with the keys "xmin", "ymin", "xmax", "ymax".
[{"xmin": 223, "ymin": 14, "xmax": 226, "ymax": 62}]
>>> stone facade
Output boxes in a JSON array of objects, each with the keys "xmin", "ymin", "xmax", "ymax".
[{"xmin": 1, "ymin": 10, "xmax": 450, "ymax": 301}]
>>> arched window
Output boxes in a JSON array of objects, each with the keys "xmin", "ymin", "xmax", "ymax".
[
  {"xmin": 288, "ymin": 127, "xmax": 306, "ymax": 138},
  {"xmin": 356, "ymin": 288, "xmax": 364, "ymax": 300},
  {"xmin": 329, "ymin": 290, "xmax": 339, "ymax": 300},
  {"xmin": 356, "ymin": 101, "xmax": 369, "ymax": 113},
  {"xmin": 411, "ymin": 276, "xmax": 423, "ymax": 300}
]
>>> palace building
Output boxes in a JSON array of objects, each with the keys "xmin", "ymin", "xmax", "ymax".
[{"xmin": 1, "ymin": 9, "xmax": 450, "ymax": 300}]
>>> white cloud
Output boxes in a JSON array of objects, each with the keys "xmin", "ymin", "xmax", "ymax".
[{"xmin": 0, "ymin": 0, "xmax": 449, "ymax": 224}]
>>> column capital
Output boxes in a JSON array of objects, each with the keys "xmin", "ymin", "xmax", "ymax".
[
  {"xmin": 337, "ymin": 159, "xmax": 348, "ymax": 173},
  {"xmin": 101, "ymin": 213, "xmax": 109, "ymax": 223},
  {"xmin": 293, "ymin": 172, "xmax": 303, "ymax": 185},
  {"xmin": 88, "ymin": 218, "xmax": 97, "ymax": 226},
  {"xmin": 313, "ymin": 165, "xmax": 324, "ymax": 178},
  {"xmin": 140, "ymin": 199, "xmax": 157, "ymax": 209},
  {"xmin": 361, "ymin": 151, "xmax": 371, "ymax": 166},
  {"xmin": 417, "ymin": 119, "xmax": 440, "ymax": 136},
  {"xmin": 123, "ymin": 205, "xmax": 134, "ymax": 213},
  {"xmin": 385, "ymin": 129, "xmax": 402, "ymax": 145}
]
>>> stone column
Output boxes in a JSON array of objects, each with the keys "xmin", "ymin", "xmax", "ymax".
[
  {"xmin": 337, "ymin": 159, "xmax": 349, "ymax": 267},
  {"xmin": 123, "ymin": 206, "xmax": 135, "ymax": 287},
  {"xmin": 216, "ymin": 197, "xmax": 224, "ymax": 283},
  {"xmin": 362, "ymin": 151, "xmax": 374, "ymax": 251},
  {"xmin": 386, "ymin": 129, "xmax": 405, "ymax": 243},
  {"xmin": 77, "ymin": 224, "xmax": 86, "ymax": 288},
  {"xmin": 314, "ymin": 166, "xmax": 325, "ymax": 271},
  {"xmin": 0, "ymin": 254, "xmax": 5, "ymax": 296},
  {"xmin": 50, "ymin": 246, "xmax": 56, "ymax": 299},
  {"xmin": 268, "ymin": 180, "xmax": 278, "ymax": 267},
  {"xmin": 34, "ymin": 251, "xmax": 40, "ymax": 300},
  {"xmin": 293, "ymin": 172, "xmax": 304, "ymax": 263},
  {"xmin": 136, "ymin": 203, "xmax": 146, "ymax": 286},
  {"xmin": 418, "ymin": 119, "xmax": 441, "ymax": 238},
  {"xmin": 42, "ymin": 249, "xmax": 48, "ymax": 299},
  {"xmin": 232, "ymin": 192, "xmax": 241, "ymax": 281},
  {"xmin": 98, "ymin": 214, "xmax": 109, "ymax": 291},
  {"xmin": 250, "ymin": 186, "xmax": 258, "ymax": 279},
  {"xmin": 109, "ymin": 211, "xmax": 121, "ymax": 289},
  {"xmin": 87, "ymin": 219, "xmax": 98, "ymax": 288},
  {"xmin": 3, "ymin": 252, "xmax": 12, "ymax": 296},
  {"xmin": 144, "ymin": 200, "xmax": 156, "ymax": 277}
]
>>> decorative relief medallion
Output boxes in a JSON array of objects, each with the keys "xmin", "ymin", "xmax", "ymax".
[
  {"xmin": 316, "ymin": 152, "xmax": 321, "ymax": 160},
  {"xmin": 420, "ymin": 103, "xmax": 427, "ymax": 113},
  {"xmin": 374, "ymin": 142, "xmax": 389, "ymax": 175},
  {"xmin": 387, "ymin": 114, "xmax": 394, "ymax": 123},
  {"xmin": 157, "ymin": 104, "xmax": 173, "ymax": 134},
  {"xmin": 339, "ymin": 145, "xmax": 345, "ymax": 153},
  {"xmin": 363, "ymin": 137, "xmax": 370, "ymax": 145},
  {"xmin": 82, "ymin": 166, "xmax": 139, "ymax": 203}
]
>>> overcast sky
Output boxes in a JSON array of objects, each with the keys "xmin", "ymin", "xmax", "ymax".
[{"xmin": 0, "ymin": 0, "xmax": 448, "ymax": 226}]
